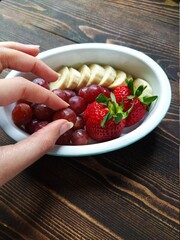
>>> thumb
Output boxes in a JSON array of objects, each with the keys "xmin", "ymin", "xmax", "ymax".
[{"xmin": 0, "ymin": 119, "xmax": 73, "ymax": 186}]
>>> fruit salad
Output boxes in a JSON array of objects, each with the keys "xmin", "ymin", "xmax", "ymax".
[{"xmin": 11, "ymin": 64, "xmax": 157, "ymax": 145}]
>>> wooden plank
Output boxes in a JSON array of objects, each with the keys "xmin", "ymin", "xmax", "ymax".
[{"xmin": 0, "ymin": 0, "xmax": 179, "ymax": 239}]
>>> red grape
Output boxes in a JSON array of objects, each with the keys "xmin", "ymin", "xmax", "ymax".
[
  {"xmin": 25, "ymin": 119, "xmax": 39, "ymax": 134},
  {"xmin": 86, "ymin": 84, "xmax": 105, "ymax": 103},
  {"xmin": 53, "ymin": 107, "xmax": 76, "ymax": 124},
  {"xmin": 34, "ymin": 121, "xmax": 49, "ymax": 132},
  {"xmin": 52, "ymin": 89, "xmax": 68, "ymax": 102},
  {"xmin": 32, "ymin": 78, "xmax": 50, "ymax": 89},
  {"xmin": 63, "ymin": 89, "xmax": 76, "ymax": 101},
  {"xmin": 12, "ymin": 83, "xmax": 118, "ymax": 146},
  {"xmin": 12, "ymin": 103, "xmax": 32, "ymax": 126},
  {"xmin": 68, "ymin": 96, "xmax": 87, "ymax": 115},
  {"xmin": 78, "ymin": 86, "xmax": 88, "ymax": 99},
  {"xmin": 74, "ymin": 115, "xmax": 85, "ymax": 130},
  {"xmin": 103, "ymin": 88, "xmax": 110, "ymax": 97},
  {"xmin": 17, "ymin": 99, "xmax": 31, "ymax": 105},
  {"xmin": 70, "ymin": 129, "xmax": 89, "ymax": 145},
  {"xmin": 56, "ymin": 129, "xmax": 74, "ymax": 145},
  {"xmin": 33, "ymin": 103, "xmax": 54, "ymax": 121}
]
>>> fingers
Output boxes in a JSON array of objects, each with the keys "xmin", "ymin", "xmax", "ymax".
[
  {"xmin": 0, "ymin": 77, "xmax": 69, "ymax": 109},
  {"xmin": 0, "ymin": 41, "xmax": 40, "ymax": 56},
  {"xmin": 0, "ymin": 45, "xmax": 58, "ymax": 82},
  {"xmin": 0, "ymin": 119, "xmax": 73, "ymax": 186}
]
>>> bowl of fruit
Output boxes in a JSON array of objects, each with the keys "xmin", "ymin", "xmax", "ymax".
[{"xmin": 0, "ymin": 43, "xmax": 171, "ymax": 156}]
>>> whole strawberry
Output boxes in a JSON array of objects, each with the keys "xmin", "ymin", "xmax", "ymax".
[
  {"xmin": 113, "ymin": 85, "xmax": 131, "ymax": 106},
  {"xmin": 125, "ymin": 97, "xmax": 147, "ymax": 126},
  {"xmin": 113, "ymin": 79, "xmax": 157, "ymax": 127},
  {"xmin": 84, "ymin": 93, "xmax": 131, "ymax": 142},
  {"xmin": 83, "ymin": 101, "xmax": 103, "ymax": 122}
]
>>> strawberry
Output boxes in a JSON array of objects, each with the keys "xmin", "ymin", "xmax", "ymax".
[
  {"xmin": 113, "ymin": 79, "xmax": 157, "ymax": 127},
  {"xmin": 84, "ymin": 101, "xmax": 104, "ymax": 123},
  {"xmin": 113, "ymin": 85, "xmax": 131, "ymax": 106},
  {"xmin": 125, "ymin": 97, "xmax": 146, "ymax": 126},
  {"xmin": 84, "ymin": 93, "xmax": 131, "ymax": 142}
]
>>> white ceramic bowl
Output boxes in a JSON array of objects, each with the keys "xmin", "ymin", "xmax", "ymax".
[{"xmin": 0, "ymin": 43, "xmax": 171, "ymax": 156}]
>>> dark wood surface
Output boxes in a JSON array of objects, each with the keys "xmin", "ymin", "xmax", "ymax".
[{"xmin": 0, "ymin": 0, "xmax": 179, "ymax": 239}]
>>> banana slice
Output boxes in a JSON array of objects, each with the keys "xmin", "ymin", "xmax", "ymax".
[
  {"xmin": 67, "ymin": 67, "xmax": 81, "ymax": 89},
  {"xmin": 49, "ymin": 66, "xmax": 70, "ymax": 90},
  {"xmin": 76, "ymin": 65, "xmax": 91, "ymax": 89},
  {"xmin": 133, "ymin": 78, "xmax": 153, "ymax": 97},
  {"xmin": 108, "ymin": 70, "xmax": 127, "ymax": 89},
  {"xmin": 99, "ymin": 65, "xmax": 116, "ymax": 87},
  {"xmin": 87, "ymin": 64, "xmax": 105, "ymax": 86}
]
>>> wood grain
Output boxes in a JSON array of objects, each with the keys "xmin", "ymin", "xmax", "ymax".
[{"xmin": 0, "ymin": 0, "xmax": 179, "ymax": 239}]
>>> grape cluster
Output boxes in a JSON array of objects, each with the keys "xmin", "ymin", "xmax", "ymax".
[{"xmin": 12, "ymin": 78, "xmax": 110, "ymax": 145}]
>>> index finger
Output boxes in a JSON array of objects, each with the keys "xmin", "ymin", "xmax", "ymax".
[
  {"xmin": 0, "ymin": 41, "xmax": 40, "ymax": 56},
  {"xmin": 0, "ymin": 77, "xmax": 69, "ymax": 110},
  {"xmin": 0, "ymin": 47, "xmax": 58, "ymax": 82}
]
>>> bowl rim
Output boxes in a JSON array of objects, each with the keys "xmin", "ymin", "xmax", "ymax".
[{"xmin": 0, "ymin": 43, "xmax": 171, "ymax": 156}]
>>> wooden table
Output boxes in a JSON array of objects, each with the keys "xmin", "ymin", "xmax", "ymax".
[{"xmin": 0, "ymin": 0, "xmax": 179, "ymax": 239}]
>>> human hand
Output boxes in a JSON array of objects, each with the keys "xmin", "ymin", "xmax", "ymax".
[{"xmin": 0, "ymin": 42, "xmax": 73, "ymax": 186}]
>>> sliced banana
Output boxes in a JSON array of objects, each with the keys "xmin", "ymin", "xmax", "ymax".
[
  {"xmin": 49, "ymin": 66, "xmax": 70, "ymax": 90},
  {"xmin": 76, "ymin": 65, "xmax": 91, "ymax": 89},
  {"xmin": 50, "ymin": 64, "xmax": 153, "ymax": 95},
  {"xmin": 108, "ymin": 70, "xmax": 127, "ymax": 89},
  {"xmin": 87, "ymin": 64, "xmax": 105, "ymax": 86},
  {"xmin": 133, "ymin": 78, "xmax": 153, "ymax": 97},
  {"xmin": 99, "ymin": 65, "xmax": 116, "ymax": 87},
  {"xmin": 67, "ymin": 67, "xmax": 81, "ymax": 89}
]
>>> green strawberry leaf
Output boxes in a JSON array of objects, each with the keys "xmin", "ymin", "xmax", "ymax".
[
  {"xmin": 122, "ymin": 103, "xmax": 134, "ymax": 119},
  {"xmin": 126, "ymin": 79, "xmax": 134, "ymax": 95},
  {"xmin": 135, "ymin": 85, "xmax": 147, "ymax": 97},
  {"xmin": 99, "ymin": 92, "xmax": 135, "ymax": 127},
  {"xmin": 127, "ymin": 95, "xmax": 134, "ymax": 99},
  {"xmin": 117, "ymin": 99, "xmax": 124, "ymax": 112},
  {"xmin": 126, "ymin": 77, "xmax": 133, "ymax": 82},
  {"xmin": 96, "ymin": 94, "xmax": 109, "ymax": 105},
  {"xmin": 114, "ymin": 113, "xmax": 123, "ymax": 124},
  {"xmin": 101, "ymin": 112, "xmax": 112, "ymax": 127},
  {"xmin": 110, "ymin": 92, "xmax": 117, "ymax": 103},
  {"xmin": 142, "ymin": 95, "xmax": 158, "ymax": 105}
]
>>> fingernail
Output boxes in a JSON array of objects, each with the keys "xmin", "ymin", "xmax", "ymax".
[
  {"xmin": 25, "ymin": 44, "xmax": 40, "ymax": 49},
  {"xmin": 60, "ymin": 121, "xmax": 74, "ymax": 135},
  {"xmin": 67, "ymin": 122, "xmax": 74, "ymax": 129}
]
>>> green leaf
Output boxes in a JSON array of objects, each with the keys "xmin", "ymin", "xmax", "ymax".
[
  {"xmin": 110, "ymin": 92, "xmax": 117, "ymax": 103},
  {"xmin": 142, "ymin": 95, "xmax": 158, "ymax": 105},
  {"xmin": 135, "ymin": 85, "xmax": 147, "ymax": 97},
  {"xmin": 126, "ymin": 77, "xmax": 133, "ymax": 82},
  {"xmin": 122, "ymin": 103, "xmax": 134, "ymax": 119},
  {"xmin": 126, "ymin": 79, "xmax": 134, "ymax": 95},
  {"xmin": 114, "ymin": 113, "xmax": 123, "ymax": 124},
  {"xmin": 117, "ymin": 99, "xmax": 124, "ymax": 112},
  {"xmin": 127, "ymin": 95, "xmax": 134, "ymax": 99},
  {"xmin": 101, "ymin": 112, "xmax": 112, "ymax": 127},
  {"xmin": 96, "ymin": 94, "xmax": 109, "ymax": 105}
]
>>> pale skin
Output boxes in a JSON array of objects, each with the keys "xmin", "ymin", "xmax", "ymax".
[{"xmin": 0, "ymin": 42, "xmax": 73, "ymax": 186}]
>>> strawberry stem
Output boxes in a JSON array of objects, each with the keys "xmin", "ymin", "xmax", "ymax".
[{"xmin": 96, "ymin": 93, "xmax": 132, "ymax": 127}]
